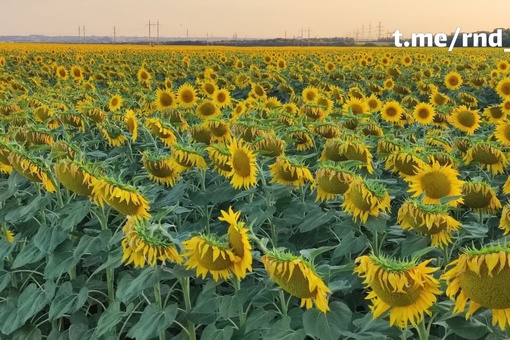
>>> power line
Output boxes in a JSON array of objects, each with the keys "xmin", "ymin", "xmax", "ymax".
[{"xmin": 146, "ymin": 20, "xmax": 162, "ymax": 46}]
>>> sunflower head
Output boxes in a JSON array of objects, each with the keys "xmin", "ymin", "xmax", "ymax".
[
  {"xmin": 171, "ymin": 143, "xmax": 207, "ymax": 172},
  {"xmin": 226, "ymin": 138, "xmax": 258, "ymax": 190},
  {"xmin": 8, "ymin": 150, "xmax": 55, "ymax": 192},
  {"xmin": 142, "ymin": 151, "xmax": 181, "ymax": 186},
  {"xmin": 312, "ymin": 163, "xmax": 358, "ymax": 202},
  {"xmin": 448, "ymin": 105, "xmax": 481, "ymax": 135},
  {"xmin": 182, "ymin": 234, "xmax": 238, "ymax": 281},
  {"xmin": 355, "ymin": 254, "xmax": 440, "ymax": 328},
  {"xmin": 206, "ymin": 144, "xmax": 232, "ymax": 177},
  {"xmin": 461, "ymin": 181, "xmax": 501, "ymax": 213},
  {"xmin": 121, "ymin": 216, "xmax": 182, "ymax": 268},
  {"xmin": 442, "ymin": 244, "xmax": 510, "ymax": 330},
  {"xmin": 269, "ymin": 156, "xmax": 313, "ymax": 187},
  {"xmin": 385, "ymin": 149, "xmax": 427, "ymax": 177},
  {"xmin": 463, "ymin": 142, "xmax": 507, "ymax": 175},
  {"xmin": 342, "ymin": 178, "xmax": 391, "ymax": 223},
  {"xmin": 155, "ymin": 89, "xmax": 177, "ymax": 110},
  {"xmin": 177, "ymin": 83, "xmax": 198, "ymax": 107},
  {"xmin": 262, "ymin": 249, "xmax": 330, "ymax": 313},
  {"xmin": 444, "ymin": 71, "xmax": 463, "ymax": 90}
]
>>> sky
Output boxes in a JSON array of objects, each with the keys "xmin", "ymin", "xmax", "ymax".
[{"xmin": 0, "ymin": 0, "xmax": 508, "ymax": 39}]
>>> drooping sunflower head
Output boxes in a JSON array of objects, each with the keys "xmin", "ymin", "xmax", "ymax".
[
  {"xmin": 448, "ymin": 105, "xmax": 481, "ymax": 135},
  {"xmin": 429, "ymin": 91, "xmax": 450, "ymax": 106},
  {"xmin": 195, "ymin": 100, "xmax": 221, "ymax": 120},
  {"xmin": 205, "ymin": 118, "xmax": 231, "ymax": 142},
  {"xmin": 462, "ymin": 181, "xmax": 501, "ymax": 213},
  {"xmin": 355, "ymin": 254, "xmax": 440, "ymax": 328},
  {"xmin": 8, "ymin": 149, "xmax": 55, "ymax": 192},
  {"xmin": 406, "ymin": 161, "xmax": 464, "ymax": 206},
  {"xmin": 483, "ymin": 105, "xmax": 507, "ymax": 124},
  {"xmin": 289, "ymin": 130, "xmax": 314, "ymax": 151},
  {"xmin": 121, "ymin": 216, "xmax": 182, "ymax": 268},
  {"xmin": 0, "ymin": 140, "xmax": 13, "ymax": 174},
  {"xmin": 170, "ymin": 143, "xmax": 207, "ymax": 172},
  {"xmin": 92, "ymin": 177, "xmax": 151, "ymax": 220},
  {"xmin": 54, "ymin": 159, "xmax": 101, "ymax": 198},
  {"xmin": 182, "ymin": 234, "xmax": 238, "ymax": 281},
  {"xmin": 262, "ymin": 249, "xmax": 330, "ymax": 313},
  {"xmin": 269, "ymin": 156, "xmax": 313, "ymax": 188},
  {"xmin": 142, "ymin": 151, "xmax": 181, "ymax": 187},
  {"xmin": 385, "ymin": 149, "xmax": 427, "ymax": 177},
  {"xmin": 253, "ymin": 134, "xmax": 285, "ymax": 158},
  {"xmin": 218, "ymin": 207, "xmax": 253, "ymax": 279},
  {"xmin": 190, "ymin": 124, "xmax": 213, "ymax": 144},
  {"xmin": 98, "ymin": 123, "xmax": 127, "ymax": 147},
  {"xmin": 499, "ymin": 204, "xmax": 510, "ymax": 235},
  {"xmin": 442, "ymin": 244, "xmax": 510, "ymax": 330},
  {"xmin": 463, "ymin": 142, "xmax": 507, "ymax": 175},
  {"xmin": 145, "ymin": 118, "xmax": 177, "ymax": 147},
  {"xmin": 226, "ymin": 138, "xmax": 258, "ymax": 190},
  {"xmin": 376, "ymin": 136, "xmax": 403, "ymax": 158},
  {"xmin": 342, "ymin": 178, "xmax": 391, "ymax": 223},
  {"xmin": 337, "ymin": 141, "xmax": 374, "ymax": 174},
  {"xmin": 312, "ymin": 163, "xmax": 358, "ymax": 202},
  {"xmin": 397, "ymin": 199, "xmax": 460, "ymax": 248},
  {"xmin": 206, "ymin": 144, "xmax": 232, "ymax": 177}
]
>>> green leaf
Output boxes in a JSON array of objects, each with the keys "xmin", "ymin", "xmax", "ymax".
[
  {"xmin": 245, "ymin": 308, "xmax": 277, "ymax": 334},
  {"xmin": 302, "ymin": 301, "xmax": 352, "ymax": 340},
  {"xmin": 0, "ymin": 238, "xmax": 15, "ymax": 260},
  {"xmin": 44, "ymin": 239, "xmax": 79, "ymax": 279},
  {"xmin": 49, "ymin": 282, "xmax": 89, "ymax": 321},
  {"xmin": 126, "ymin": 304, "xmax": 177, "ymax": 340},
  {"xmin": 94, "ymin": 300, "xmax": 125, "ymax": 337},
  {"xmin": 33, "ymin": 225, "xmax": 68, "ymax": 253},
  {"xmin": 116, "ymin": 267, "xmax": 160, "ymax": 303},
  {"xmin": 333, "ymin": 232, "xmax": 368, "ymax": 259},
  {"xmin": 0, "ymin": 270, "xmax": 11, "ymax": 293},
  {"xmin": 201, "ymin": 324, "xmax": 234, "ymax": 340},
  {"xmin": 439, "ymin": 195, "xmax": 464, "ymax": 205},
  {"xmin": 218, "ymin": 296, "xmax": 240, "ymax": 319},
  {"xmin": 12, "ymin": 241, "xmax": 45, "ymax": 268},
  {"xmin": 4, "ymin": 193, "xmax": 52, "ymax": 223},
  {"xmin": 300, "ymin": 246, "xmax": 336, "ymax": 263},
  {"xmin": 363, "ymin": 215, "xmax": 387, "ymax": 233},
  {"xmin": 90, "ymin": 248, "xmax": 123, "ymax": 277},
  {"xmin": 58, "ymin": 200, "xmax": 91, "ymax": 231},
  {"xmin": 299, "ymin": 208, "xmax": 335, "ymax": 232},
  {"xmin": 12, "ymin": 325, "xmax": 42, "ymax": 340},
  {"xmin": 445, "ymin": 316, "xmax": 491, "ymax": 339}
]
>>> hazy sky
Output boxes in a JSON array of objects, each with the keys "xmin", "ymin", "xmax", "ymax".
[{"xmin": 0, "ymin": 0, "xmax": 508, "ymax": 39}]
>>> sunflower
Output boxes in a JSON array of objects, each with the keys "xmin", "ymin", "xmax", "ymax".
[
  {"xmin": 190, "ymin": 124, "xmax": 212, "ymax": 144},
  {"xmin": 444, "ymin": 71, "xmax": 463, "ymax": 90},
  {"xmin": 232, "ymin": 101, "xmax": 247, "ymax": 119},
  {"xmin": 320, "ymin": 138, "xmax": 346, "ymax": 162},
  {"xmin": 200, "ymin": 80, "xmax": 218, "ymax": 97},
  {"xmin": 154, "ymin": 89, "xmax": 177, "ymax": 110},
  {"xmin": 142, "ymin": 152, "xmax": 181, "ymax": 187},
  {"xmin": 413, "ymin": 102, "xmax": 436, "ymax": 125},
  {"xmin": 448, "ymin": 106, "xmax": 481, "ymax": 134},
  {"xmin": 497, "ymin": 60, "xmax": 510, "ymax": 73},
  {"xmin": 314, "ymin": 124, "xmax": 341, "ymax": 139},
  {"xmin": 182, "ymin": 234, "xmax": 238, "ymax": 281},
  {"xmin": 338, "ymin": 141, "xmax": 374, "ymax": 174},
  {"xmin": 464, "ymin": 142, "xmax": 507, "ymax": 175},
  {"xmin": 99, "ymin": 124, "xmax": 127, "ymax": 147},
  {"xmin": 55, "ymin": 66, "xmax": 68, "ymax": 80},
  {"xmin": 499, "ymin": 204, "xmax": 510, "ymax": 235},
  {"xmin": 483, "ymin": 105, "xmax": 507, "ymax": 124},
  {"xmin": 218, "ymin": 207, "xmax": 253, "ymax": 279},
  {"xmin": 406, "ymin": 161, "xmax": 464, "ymax": 206},
  {"xmin": 92, "ymin": 177, "xmax": 151, "ymax": 220},
  {"xmin": 262, "ymin": 250, "xmax": 330, "ymax": 312},
  {"xmin": 377, "ymin": 137, "xmax": 402, "ymax": 157},
  {"xmin": 269, "ymin": 156, "xmax": 313, "ymax": 187},
  {"xmin": 253, "ymin": 134, "xmax": 285, "ymax": 157},
  {"xmin": 502, "ymin": 98, "xmax": 510, "ymax": 115},
  {"xmin": 212, "ymin": 88, "xmax": 232, "ymax": 108},
  {"xmin": 121, "ymin": 216, "xmax": 182, "ymax": 268},
  {"xmin": 355, "ymin": 254, "xmax": 441, "ymax": 328},
  {"xmin": 342, "ymin": 178, "xmax": 391, "ymax": 223},
  {"xmin": 8, "ymin": 150, "xmax": 55, "ymax": 192},
  {"xmin": 137, "ymin": 67, "xmax": 151, "ymax": 83},
  {"xmin": 177, "ymin": 83, "xmax": 198, "ymax": 107},
  {"xmin": 70, "ymin": 65, "xmax": 84, "ymax": 81},
  {"xmin": 380, "ymin": 101, "xmax": 404, "ymax": 123},
  {"xmin": 343, "ymin": 97, "xmax": 369, "ymax": 115},
  {"xmin": 108, "ymin": 94, "xmax": 123, "ymax": 112},
  {"xmin": 442, "ymin": 244, "xmax": 510, "ymax": 330},
  {"xmin": 54, "ymin": 160, "xmax": 100, "ymax": 198},
  {"xmin": 385, "ymin": 149, "xmax": 427, "ymax": 177},
  {"xmin": 383, "ymin": 78, "xmax": 395, "ymax": 90},
  {"xmin": 170, "ymin": 143, "xmax": 207, "ymax": 172},
  {"xmin": 207, "ymin": 144, "xmax": 232, "ymax": 177},
  {"xmin": 312, "ymin": 164, "xmax": 358, "ymax": 202},
  {"xmin": 205, "ymin": 119, "xmax": 231, "ymax": 142},
  {"xmin": 124, "ymin": 110, "xmax": 138, "ymax": 142},
  {"xmin": 51, "ymin": 140, "xmax": 78, "ymax": 161},
  {"xmin": 145, "ymin": 118, "xmax": 176, "ymax": 147},
  {"xmin": 429, "ymin": 91, "xmax": 449, "ymax": 106},
  {"xmin": 496, "ymin": 77, "xmax": 510, "ymax": 99},
  {"xmin": 249, "ymin": 83, "xmax": 267, "ymax": 100},
  {"xmin": 226, "ymin": 138, "xmax": 258, "ymax": 190},
  {"xmin": 461, "ymin": 181, "xmax": 501, "ymax": 213},
  {"xmin": 397, "ymin": 200, "xmax": 461, "ymax": 248},
  {"xmin": 196, "ymin": 100, "xmax": 221, "ymax": 120},
  {"xmin": 366, "ymin": 94, "xmax": 382, "ymax": 113},
  {"xmin": 302, "ymin": 86, "xmax": 320, "ymax": 104},
  {"xmin": 0, "ymin": 141, "xmax": 13, "ymax": 174}
]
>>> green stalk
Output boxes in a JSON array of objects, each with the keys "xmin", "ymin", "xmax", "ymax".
[
  {"xmin": 154, "ymin": 281, "xmax": 166, "ymax": 340},
  {"xmin": 94, "ymin": 206, "xmax": 115, "ymax": 303},
  {"xmin": 233, "ymin": 278, "xmax": 246, "ymax": 327},
  {"xmin": 279, "ymin": 290, "xmax": 288, "ymax": 316},
  {"xmin": 415, "ymin": 320, "xmax": 429, "ymax": 340},
  {"xmin": 181, "ymin": 277, "xmax": 196, "ymax": 340}
]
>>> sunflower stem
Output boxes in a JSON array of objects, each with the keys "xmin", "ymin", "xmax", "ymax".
[
  {"xmin": 154, "ymin": 281, "xmax": 166, "ymax": 340},
  {"xmin": 233, "ymin": 278, "xmax": 246, "ymax": 327},
  {"xmin": 416, "ymin": 319, "xmax": 429, "ymax": 340},
  {"xmin": 96, "ymin": 206, "xmax": 115, "ymax": 303},
  {"xmin": 279, "ymin": 290, "xmax": 288, "ymax": 316},
  {"xmin": 181, "ymin": 277, "xmax": 196, "ymax": 340}
]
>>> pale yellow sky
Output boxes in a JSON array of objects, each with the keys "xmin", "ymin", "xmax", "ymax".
[{"xmin": 0, "ymin": 0, "xmax": 507, "ymax": 39}]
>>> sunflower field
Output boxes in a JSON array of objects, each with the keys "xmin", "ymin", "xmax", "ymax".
[{"xmin": 1, "ymin": 43, "xmax": 510, "ymax": 340}]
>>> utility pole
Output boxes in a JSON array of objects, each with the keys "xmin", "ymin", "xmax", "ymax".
[
  {"xmin": 82, "ymin": 26, "xmax": 86, "ymax": 43},
  {"xmin": 377, "ymin": 22, "xmax": 383, "ymax": 40},
  {"xmin": 113, "ymin": 26, "xmax": 116, "ymax": 43},
  {"xmin": 307, "ymin": 27, "xmax": 312, "ymax": 47},
  {"xmin": 299, "ymin": 28, "xmax": 304, "ymax": 46},
  {"xmin": 368, "ymin": 22, "xmax": 372, "ymax": 41},
  {"xmin": 186, "ymin": 29, "xmax": 189, "ymax": 39},
  {"xmin": 78, "ymin": 26, "xmax": 81, "ymax": 40},
  {"xmin": 146, "ymin": 20, "xmax": 162, "ymax": 46}
]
